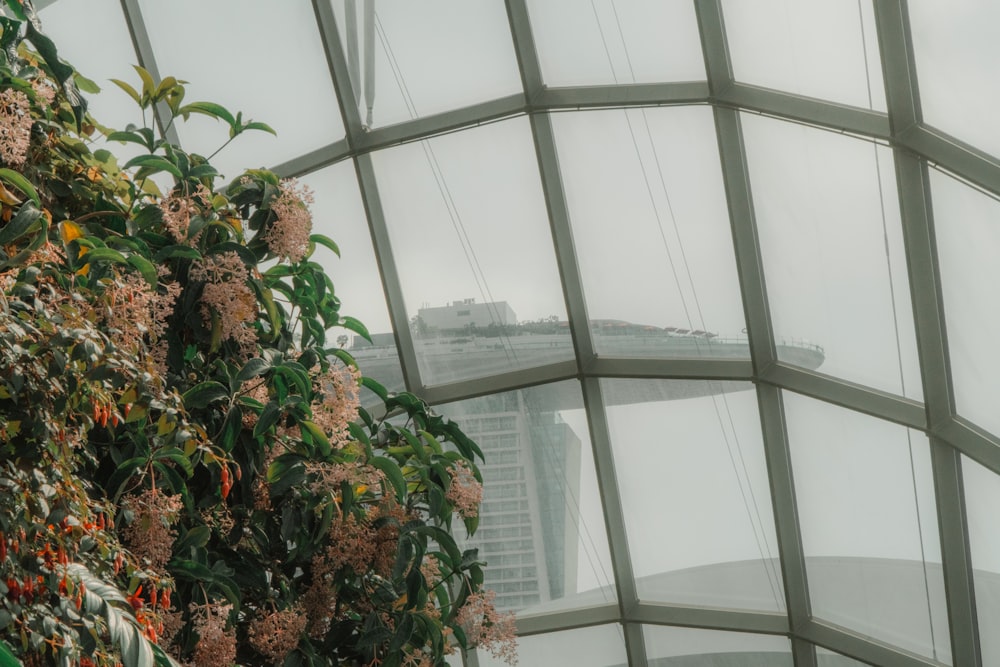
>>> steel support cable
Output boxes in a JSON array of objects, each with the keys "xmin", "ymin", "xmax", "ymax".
[
  {"xmin": 373, "ymin": 14, "xmax": 517, "ymax": 361},
  {"xmin": 605, "ymin": 1, "xmax": 785, "ymax": 610},
  {"xmin": 857, "ymin": 1, "xmax": 939, "ymax": 658},
  {"xmin": 589, "ymin": 0, "xmax": 784, "ymax": 609}
]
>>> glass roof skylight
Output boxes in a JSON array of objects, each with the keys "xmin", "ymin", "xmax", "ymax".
[{"xmin": 38, "ymin": 1, "xmax": 1000, "ymax": 665}]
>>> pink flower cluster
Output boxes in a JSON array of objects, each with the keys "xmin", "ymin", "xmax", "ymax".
[
  {"xmin": 0, "ymin": 89, "xmax": 32, "ymax": 167},
  {"xmin": 102, "ymin": 271, "xmax": 180, "ymax": 361},
  {"xmin": 455, "ymin": 589, "xmax": 518, "ymax": 666},
  {"xmin": 261, "ymin": 178, "xmax": 314, "ymax": 263},
  {"xmin": 190, "ymin": 251, "xmax": 257, "ymax": 352},
  {"xmin": 190, "ymin": 602, "xmax": 236, "ymax": 667},
  {"xmin": 446, "ymin": 459, "xmax": 483, "ymax": 519},
  {"xmin": 121, "ymin": 487, "xmax": 182, "ymax": 571},
  {"xmin": 310, "ymin": 363, "xmax": 361, "ymax": 447},
  {"xmin": 159, "ymin": 185, "xmax": 210, "ymax": 245},
  {"xmin": 249, "ymin": 606, "xmax": 307, "ymax": 663}
]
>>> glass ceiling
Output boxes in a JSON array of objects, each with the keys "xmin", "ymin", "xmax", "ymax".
[{"xmin": 37, "ymin": 1, "xmax": 1000, "ymax": 665}]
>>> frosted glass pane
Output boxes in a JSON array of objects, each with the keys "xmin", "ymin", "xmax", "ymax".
[
  {"xmin": 139, "ymin": 0, "xmax": 344, "ymax": 178},
  {"xmin": 553, "ymin": 108, "xmax": 750, "ymax": 360},
  {"xmin": 644, "ymin": 625, "xmax": 792, "ymax": 665},
  {"xmin": 330, "ymin": 0, "xmax": 521, "ymax": 129},
  {"xmin": 961, "ymin": 456, "xmax": 1000, "ymax": 667},
  {"xmin": 722, "ymin": 0, "xmax": 886, "ymax": 111},
  {"xmin": 910, "ymin": 0, "xmax": 1000, "ymax": 159},
  {"xmin": 603, "ymin": 380, "xmax": 783, "ymax": 613},
  {"xmin": 930, "ymin": 169, "xmax": 1000, "ymax": 437},
  {"xmin": 372, "ymin": 117, "xmax": 572, "ymax": 386},
  {"xmin": 744, "ymin": 114, "xmax": 921, "ymax": 399},
  {"xmin": 785, "ymin": 393, "xmax": 950, "ymax": 663},
  {"xmin": 526, "ymin": 0, "xmax": 704, "ymax": 86},
  {"xmin": 477, "ymin": 624, "xmax": 627, "ymax": 667},
  {"xmin": 299, "ymin": 161, "xmax": 403, "ymax": 399},
  {"xmin": 439, "ymin": 382, "xmax": 615, "ymax": 614}
]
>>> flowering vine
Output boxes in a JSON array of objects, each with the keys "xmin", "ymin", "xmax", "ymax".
[{"xmin": 0, "ymin": 3, "xmax": 516, "ymax": 667}]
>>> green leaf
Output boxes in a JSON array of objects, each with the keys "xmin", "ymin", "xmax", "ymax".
[
  {"xmin": 74, "ymin": 71, "xmax": 101, "ymax": 94},
  {"xmin": 178, "ymin": 101, "xmax": 236, "ymax": 127},
  {"xmin": 243, "ymin": 121, "xmax": 276, "ymax": 135},
  {"xmin": 123, "ymin": 154, "xmax": 183, "ymax": 179},
  {"xmin": 154, "ymin": 244, "xmax": 202, "ymax": 262},
  {"xmin": 309, "ymin": 233, "xmax": 340, "ymax": 257},
  {"xmin": 181, "ymin": 381, "xmax": 229, "ymax": 409},
  {"xmin": 110, "ymin": 79, "xmax": 142, "ymax": 106},
  {"xmin": 127, "ymin": 255, "xmax": 158, "ymax": 287},
  {"xmin": 299, "ymin": 419, "xmax": 331, "ymax": 456},
  {"xmin": 68, "ymin": 563, "xmax": 154, "ymax": 667},
  {"xmin": 83, "ymin": 247, "xmax": 128, "ymax": 264},
  {"xmin": 340, "ymin": 315, "xmax": 371, "ymax": 343},
  {"xmin": 370, "ymin": 456, "xmax": 407, "ymax": 502},
  {"xmin": 107, "ymin": 130, "xmax": 152, "ymax": 150},
  {"xmin": 254, "ymin": 401, "xmax": 282, "ymax": 438},
  {"xmin": 174, "ymin": 525, "xmax": 211, "ymax": 553},
  {"xmin": 0, "ymin": 639, "xmax": 19, "ymax": 667},
  {"xmin": 235, "ymin": 357, "xmax": 270, "ymax": 384},
  {"xmin": 0, "ymin": 168, "xmax": 39, "ymax": 206},
  {"xmin": 3, "ymin": 0, "xmax": 26, "ymax": 20},
  {"xmin": 0, "ymin": 202, "xmax": 41, "ymax": 245},
  {"xmin": 133, "ymin": 65, "xmax": 155, "ymax": 103},
  {"xmin": 360, "ymin": 375, "xmax": 388, "ymax": 402}
]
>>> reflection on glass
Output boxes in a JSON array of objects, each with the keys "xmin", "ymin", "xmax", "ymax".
[
  {"xmin": 552, "ymin": 108, "xmax": 752, "ymax": 360},
  {"xmin": 439, "ymin": 382, "xmax": 614, "ymax": 614},
  {"xmin": 330, "ymin": 0, "xmax": 521, "ymax": 129},
  {"xmin": 960, "ymin": 456, "xmax": 1000, "ymax": 667},
  {"xmin": 477, "ymin": 624, "xmax": 627, "ymax": 667},
  {"xmin": 138, "ymin": 0, "xmax": 344, "ymax": 177},
  {"xmin": 910, "ymin": 0, "xmax": 1000, "ymax": 159},
  {"xmin": 722, "ymin": 0, "xmax": 886, "ymax": 111},
  {"xmin": 298, "ymin": 160, "xmax": 404, "ymax": 402},
  {"xmin": 644, "ymin": 625, "xmax": 792, "ymax": 665},
  {"xmin": 744, "ymin": 113, "xmax": 921, "ymax": 399},
  {"xmin": 929, "ymin": 169, "xmax": 1000, "ymax": 438},
  {"xmin": 603, "ymin": 380, "xmax": 783, "ymax": 613},
  {"xmin": 784, "ymin": 392, "xmax": 950, "ymax": 663},
  {"xmin": 372, "ymin": 117, "xmax": 572, "ymax": 386},
  {"xmin": 526, "ymin": 0, "xmax": 704, "ymax": 86}
]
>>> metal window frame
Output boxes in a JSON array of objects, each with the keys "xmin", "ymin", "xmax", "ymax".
[{"xmin": 39, "ymin": 0, "xmax": 1000, "ymax": 664}]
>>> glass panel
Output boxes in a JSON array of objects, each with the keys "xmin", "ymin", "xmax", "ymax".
[
  {"xmin": 961, "ymin": 456, "xmax": 1000, "ymax": 667},
  {"xmin": 439, "ymin": 382, "xmax": 615, "ymax": 615},
  {"xmin": 929, "ymin": 169, "xmax": 1000, "ymax": 437},
  {"xmin": 722, "ymin": 0, "xmax": 886, "ymax": 111},
  {"xmin": 299, "ymin": 160, "xmax": 404, "ymax": 400},
  {"xmin": 553, "ymin": 108, "xmax": 750, "ymax": 359},
  {"xmin": 138, "ymin": 0, "xmax": 345, "ymax": 179},
  {"xmin": 372, "ymin": 117, "xmax": 572, "ymax": 386},
  {"xmin": 526, "ymin": 0, "xmax": 705, "ymax": 86},
  {"xmin": 644, "ymin": 625, "xmax": 792, "ymax": 665},
  {"xmin": 330, "ymin": 0, "xmax": 522, "ymax": 129},
  {"xmin": 744, "ymin": 114, "xmax": 921, "ymax": 399},
  {"xmin": 816, "ymin": 647, "xmax": 873, "ymax": 666},
  {"xmin": 603, "ymin": 379, "xmax": 783, "ymax": 613},
  {"xmin": 910, "ymin": 0, "xmax": 1000, "ymax": 159},
  {"xmin": 477, "ymin": 624, "xmax": 627, "ymax": 667},
  {"xmin": 39, "ymin": 0, "xmax": 147, "ymax": 161},
  {"xmin": 785, "ymin": 392, "xmax": 950, "ymax": 663}
]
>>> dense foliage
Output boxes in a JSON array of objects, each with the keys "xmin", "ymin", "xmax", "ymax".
[{"xmin": 0, "ymin": 4, "xmax": 514, "ymax": 666}]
